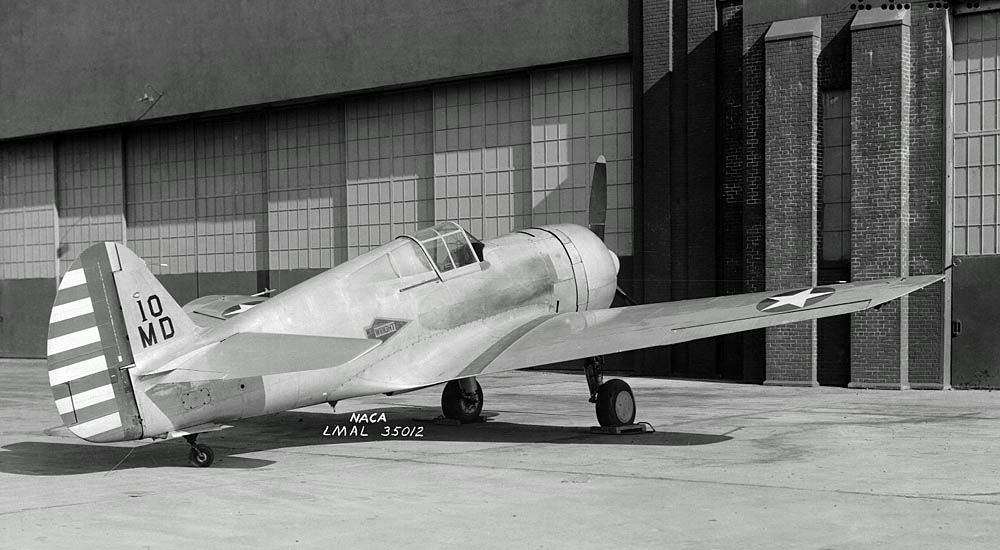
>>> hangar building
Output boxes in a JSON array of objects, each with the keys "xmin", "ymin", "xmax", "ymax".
[{"xmin": 1, "ymin": 0, "xmax": 995, "ymax": 387}]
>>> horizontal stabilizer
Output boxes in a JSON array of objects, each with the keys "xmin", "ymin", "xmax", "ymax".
[
  {"xmin": 183, "ymin": 295, "xmax": 269, "ymax": 327},
  {"xmin": 141, "ymin": 332, "xmax": 381, "ymax": 379}
]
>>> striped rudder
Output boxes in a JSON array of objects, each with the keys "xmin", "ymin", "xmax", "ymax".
[{"xmin": 47, "ymin": 243, "xmax": 143, "ymax": 443}]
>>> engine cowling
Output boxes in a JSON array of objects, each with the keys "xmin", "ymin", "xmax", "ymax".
[{"xmin": 531, "ymin": 224, "xmax": 619, "ymax": 312}]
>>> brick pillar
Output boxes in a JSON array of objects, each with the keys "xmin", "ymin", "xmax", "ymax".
[
  {"xmin": 850, "ymin": 10, "xmax": 911, "ymax": 389},
  {"xmin": 639, "ymin": 0, "xmax": 674, "ymax": 375},
  {"xmin": 742, "ymin": 21, "xmax": 770, "ymax": 383},
  {"xmin": 762, "ymin": 17, "xmax": 821, "ymax": 386},
  {"xmin": 907, "ymin": 7, "xmax": 948, "ymax": 389},
  {"xmin": 718, "ymin": 0, "xmax": 745, "ymax": 381}
]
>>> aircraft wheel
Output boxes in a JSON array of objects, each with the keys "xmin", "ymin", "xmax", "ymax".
[
  {"xmin": 188, "ymin": 443, "xmax": 215, "ymax": 468},
  {"xmin": 595, "ymin": 379, "xmax": 636, "ymax": 427},
  {"xmin": 441, "ymin": 379, "xmax": 483, "ymax": 422}
]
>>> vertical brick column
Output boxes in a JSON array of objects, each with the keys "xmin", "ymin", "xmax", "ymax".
[
  {"xmin": 638, "ymin": 0, "xmax": 674, "ymax": 374},
  {"xmin": 763, "ymin": 17, "xmax": 822, "ymax": 386},
  {"xmin": 850, "ymin": 10, "xmax": 911, "ymax": 389},
  {"xmin": 718, "ymin": 0, "xmax": 745, "ymax": 380},
  {"xmin": 906, "ymin": 8, "xmax": 948, "ymax": 389},
  {"xmin": 742, "ymin": 21, "xmax": 770, "ymax": 383}
]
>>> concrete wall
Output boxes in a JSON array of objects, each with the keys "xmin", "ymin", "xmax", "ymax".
[{"xmin": 0, "ymin": 0, "xmax": 629, "ymax": 140}]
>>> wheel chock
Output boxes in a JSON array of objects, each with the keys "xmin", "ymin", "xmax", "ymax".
[
  {"xmin": 589, "ymin": 423, "xmax": 653, "ymax": 435},
  {"xmin": 431, "ymin": 415, "xmax": 485, "ymax": 425}
]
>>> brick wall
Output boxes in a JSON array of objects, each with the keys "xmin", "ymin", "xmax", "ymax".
[
  {"xmin": 639, "ymin": 0, "xmax": 674, "ymax": 374},
  {"xmin": 907, "ymin": 7, "xmax": 948, "ymax": 388},
  {"xmin": 763, "ymin": 24, "xmax": 821, "ymax": 386},
  {"xmin": 850, "ymin": 14, "xmax": 911, "ymax": 389},
  {"xmin": 741, "ymin": 20, "xmax": 770, "ymax": 383},
  {"xmin": 638, "ymin": 0, "xmax": 724, "ymax": 378},
  {"xmin": 675, "ymin": 0, "xmax": 720, "ymax": 377},
  {"xmin": 815, "ymin": 12, "xmax": 856, "ymax": 386},
  {"xmin": 718, "ymin": 0, "xmax": 745, "ymax": 380}
]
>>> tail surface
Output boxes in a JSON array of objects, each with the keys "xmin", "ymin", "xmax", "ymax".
[{"xmin": 47, "ymin": 242, "xmax": 195, "ymax": 442}]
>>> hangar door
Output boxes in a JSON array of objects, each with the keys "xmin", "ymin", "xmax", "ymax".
[{"xmin": 952, "ymin": 11, "xmax": 1000, "ymax": 386}]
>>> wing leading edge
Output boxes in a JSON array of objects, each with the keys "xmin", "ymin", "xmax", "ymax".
[{"xmin": 477, "ymin": 274, "xmax": 944, "ymax": 375}]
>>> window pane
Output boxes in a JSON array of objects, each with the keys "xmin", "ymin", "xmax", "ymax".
[
  {"xmin": 423, "ymin": 237, "xmax": 454, "ymax": 272},
  {"xmin": 970, "ymin": 196, "xmax": 982, "ymax": 225},
  {"xmin": 389, "ymin": 240, "xmax": 433, "ymax": 277},
  {"xmin": 822, "ymin": 234, "xmax": 841, "ymax": 263},
  {"xmin": 824, "ymin": 175, "xmax": 842, "ymax": 203},
  {"xmin": 824, "ymin": 204, "xmax": 843, "ymax": 231},
  {"xmin": 821, "ymin": 89, "xmax": 851, "ymax": 263},
  {"xmin": 443, "ymin": 232, "xmax": 476, "ymax": 268}
]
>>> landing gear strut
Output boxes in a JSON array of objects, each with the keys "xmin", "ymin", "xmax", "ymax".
[
  {"xmin": 584, "ymin": 356, "xmax": 604, "ymax": 403},
  {"xmin": 585, "ymin": 356, "xmax": 636, "ymax": 427},
  {"xmin": 184, "ymin": 434, "xmax": 215, "ymax": 468},
  {"xmin": 441, "ymin": 377, "xmax": 484, "ymax": 423}
]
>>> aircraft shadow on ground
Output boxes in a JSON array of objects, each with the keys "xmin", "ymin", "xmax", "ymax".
[{"xmin": 0, "ymin": 406, "xmax": 731, "ymax": 476}]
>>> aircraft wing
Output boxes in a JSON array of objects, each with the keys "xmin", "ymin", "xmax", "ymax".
[{"xmin": 476, "ymin": 275, "xmax": 944, "ymax": 374}]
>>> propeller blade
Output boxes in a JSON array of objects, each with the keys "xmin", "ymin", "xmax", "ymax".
[
  {"xmin": 615, "ymin": 285, "xmax": 637, "ymax": 306},
  {"xmin": 588, "ymin": 155, "xmax": 607, "ymax": 240}
]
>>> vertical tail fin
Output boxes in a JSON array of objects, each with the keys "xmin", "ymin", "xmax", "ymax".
[
  {"xmin": 110, "ymin": 243, "xmax": 197, "ymax": 364},
  {"xmin": 46, "ymin": 242, "xmax": 195, "ymax": 442}
]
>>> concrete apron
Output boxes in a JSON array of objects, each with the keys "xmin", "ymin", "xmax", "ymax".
[{"xmin": 1, "ymin": 359, "xmax": 998, "ymax": 549}]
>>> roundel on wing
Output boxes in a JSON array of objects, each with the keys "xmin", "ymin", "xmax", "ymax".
[{"xmin": 756, "ymin": 287, "xmax": 835, "ymax": 313}]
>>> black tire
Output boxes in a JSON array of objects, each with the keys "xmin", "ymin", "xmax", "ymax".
[
  {"xmin": 441, "ymin": 379, "xmax": 484, "ymax": 422},
  {"xmin": 595, "ymin": 379, "xmax": 636, "ymax": 427},
  {"xmin": 188, "ymin": 443, "xmax": 215, "ymax": 467}
]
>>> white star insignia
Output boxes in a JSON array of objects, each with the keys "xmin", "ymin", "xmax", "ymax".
[{"xmin": 761, "ymin": 288, "xmax": 834, "ymax": 311}]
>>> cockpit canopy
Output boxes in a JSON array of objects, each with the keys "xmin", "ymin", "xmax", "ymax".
[
  {"xmin": 346, "ymin": 221, "xmax": 484, "ymax": 284},
  {"xmin": 405, "ymin": 221, "xmax": 482, "ymax": 274}
]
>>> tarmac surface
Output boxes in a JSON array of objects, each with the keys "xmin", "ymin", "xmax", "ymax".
[{"xmin": 1, "ymin": 358, "xmax": 999, "ymax": 549}]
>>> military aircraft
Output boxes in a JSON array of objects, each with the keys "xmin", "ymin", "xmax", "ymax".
[{"xmin": 45, "ymin": 157, "xmax": 943, "ymax": 466}]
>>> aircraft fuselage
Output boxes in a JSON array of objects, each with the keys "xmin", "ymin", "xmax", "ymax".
[{"xmin": 130, "ymin": 223, "xmax": 619, "ymax": 439}]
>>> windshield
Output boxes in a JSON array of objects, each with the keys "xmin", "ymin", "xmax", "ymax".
[{"xmin": 407, "ymin": 221, "xmax": 481, "ymax": 274}]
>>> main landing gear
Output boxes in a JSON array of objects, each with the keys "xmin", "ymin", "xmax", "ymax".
[
  {"xmin": 438, "ymin": 363, "xmax": 638, "ymax": 429},
  {"xmin": 184, "ymin": 434, "xmax": 215, "ymax": 468},
  {"xmin": 440, "ymin": 377, "xmax": 484, "ymax": 423},
  {"xmin": 585, "ymin": 356, "xmax": 636, "ymax": 427}
]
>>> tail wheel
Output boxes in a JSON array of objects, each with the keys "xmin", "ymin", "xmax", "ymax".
[
  {"xmin": 188, "ymin": 443, "xmax": 215, "ymax": 468},
  {"xmin": 441, "ymin": 379, "xmax": 484, "ymax": 423},
  {"xmin": 595, "ymin": 379, "xmax": 635, "ymax": 427}
]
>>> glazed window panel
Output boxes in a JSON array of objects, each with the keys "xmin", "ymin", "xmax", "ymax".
[
  {"xmin": 955, "ymin": 11, "xmax": 1000, "ymax": 255},
  {"xmin": 55, "ymin": 133, "xmax": 124, "ymax": 276},
  {"xmin": 432, "ymin": 75, "xmax": 532, "ymax": 240},
  {"xmin": 195, "ymin": 116, "xmax": 266, "ymax": 273},
  {"xmin": 126, "ymin": 125, "xmax": 197, "ymax": 275},
  {"xmin": 346, "ymin": 91, "xmax": 434, "ymax": 259},
  {"xmin": 266, "ymin": 105, "xmax": 347, "ymax": 270},
  {"xmin": 0, "ymin": 140, "xmax": 55, "ymax": 279},
  {"xmin": 529, "ymin": 59, "xmax": 633, "ymax": 256},
  {"xmin": 822, "ymin": 90, "xmax": 851, "ymax": 264}
]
